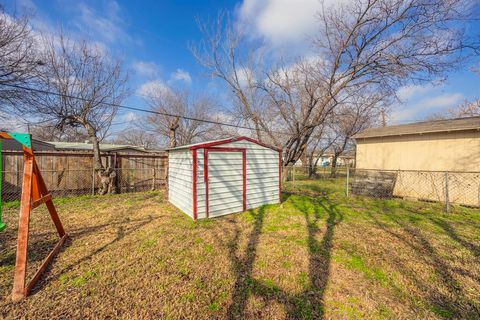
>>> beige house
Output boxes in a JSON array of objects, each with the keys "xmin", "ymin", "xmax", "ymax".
[{"xmin": 353, "ymin": 117, "xmax": 480, "ymax": 206}]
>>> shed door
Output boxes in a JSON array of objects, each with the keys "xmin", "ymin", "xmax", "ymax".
[{"xmin": 205, "ymin": 149, "xmax": 246, "ymax": 218}]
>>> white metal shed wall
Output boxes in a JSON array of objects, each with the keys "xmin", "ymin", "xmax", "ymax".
[
  {"xmin": 195, "ymin": 140, "xmax": 280, "ymax": 219},
  {"xmin": 168, "ymin": 149, "xmax": 193, "ymax": 218},
  {"xmin": 196, "ymin": 149, "xmax": 246, "ymax": 218},
  {"xmin": 223, "ymin": 140, "xmax": 280, "ymax": 210}
]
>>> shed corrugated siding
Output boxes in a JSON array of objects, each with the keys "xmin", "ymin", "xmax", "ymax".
[
  {"xmin": 196, "ymin": 150, "xmax": 207, "ymax": 218},
  {"xmin": 195, "ymin": 140, "xmax": 280, "ymax": 219},
  {"xmin": 168, "ymin": 150, "xmax": 193, "ymax": 217},
  {"xmin": 205, "ymin": 152, "xmax": 244, "ymax": 217},
  {"xmin": 223, "ymin": 140, "xmax": 279, "ymax": 210}
]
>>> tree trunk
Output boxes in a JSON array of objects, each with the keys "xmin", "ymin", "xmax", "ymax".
[
  {"xmin": 307, "ymin": 153, "xmax": 316, "ymax": 178},
  {"xmin": 85, "ymin": 122, "xmax": 116, "ymax": 195},
  {"xmin": 301, "ymin": 151, "xmax": 308, "ymax": 174},
  {"xmin": 169, "ymin": 119, "xmax": 179, "ymax": 148},
  {"xmin": 330, "ymin": 154, "xmax": 339, "ymax": 177}
]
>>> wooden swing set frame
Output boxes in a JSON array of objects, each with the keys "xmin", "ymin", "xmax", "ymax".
[{"xmin": 0, "ymin": 132, "xmax": 67, "ymax": 301}]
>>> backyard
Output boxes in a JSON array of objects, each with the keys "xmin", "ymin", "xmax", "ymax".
[{"xmin": 0, "ymin": 179, "xmax": 479, "ymax": 319}]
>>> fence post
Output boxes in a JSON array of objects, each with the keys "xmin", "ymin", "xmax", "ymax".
[
  {"xmin": 346, "ymin": 165, "xmax": 350, "ymax": 197},
  {"xmin": 444, "ymin": 172, "xmax": 449, "ymax": 213},
  {"xmin": 92, "ymin": 168, "xmax": 95, "ymax": 196},
  {"xmin": 152, "ymin": 168, "xmax": 156, "ymax": 191}
]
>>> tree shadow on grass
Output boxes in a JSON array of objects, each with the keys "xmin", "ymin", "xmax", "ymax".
[
  {"xmin": 429, "ymin": 217, "xmax": 480, "ymax": 257},
  {"xmin": 226, "ymin": 206, "xmax": 266, "ymax": 318},
  {"xmin": 225, "ymin": 194, "xmax": 342, "ymax": 319},
  {"xmin": 367, "ymin": 210, "xmax": 480, "ymax": 318},
  {"xmin": 287, "ymin": 196, "xmax": 343, "ymax": 319},
  {"xmin": 28, "ymin": 215, "xmax": 159, "ymax": 296}
]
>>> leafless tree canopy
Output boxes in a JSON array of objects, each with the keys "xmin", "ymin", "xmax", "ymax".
[
  {"xmin": 143, "ymin": 86, "xmax": 218, "ymax": 148},
  {"xmin": 329, "ymin": 94, "xmax": 384, "ymax": 174},
  {"xmin": 30, "ymin": 123, "xmax": 90, "ymax": 142},
  {"xmin": 115, "ymin": 128, "xmax": 159, "ymax": 150},
  {"xmin": 450, "ymin": 99, "xmax": 480, "ymax": 117},
  {"xmin": 193, "ymin": 0, "xmax": 479, "ymax": 167},
  {"xmin": 191, "ymin": 12, "xmax": 273, "ymax": 142},
  {"xmin": 0, "ymin": 6, "xmax": 39, "ymax": 112},
  {"xmin": 12, "ymin": 33, "xmax": 129, "ymax": 194},
  {"xmin": 316, "ymin": 0, "xmax": 477, "ymax": 92}
]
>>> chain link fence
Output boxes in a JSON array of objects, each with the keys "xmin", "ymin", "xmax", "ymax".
[
  {"xmin": 349, "ymin": 169, "xmax": 480, "ymax": 210},
  {"xmin": 283, "ymin": 165, "xmax": 480, "ymax": 211},
  {"xmin": 1, "ymin": 167, "xmax": 167, "ymax": 203},
  {"xmin": 1, "ymin": 151, "xmax": 167, "ymax": 204},
  {"xmin": 283, "ymin": 165, "xmax": 349, "ymax": 181}
]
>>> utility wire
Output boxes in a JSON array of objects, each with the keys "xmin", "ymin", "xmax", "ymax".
[
  {"xmin": 1, "ymin": 83, "xmax": 430, "ymax": 137},
  {"xmin": 0, "ymin": 83, "xmax": 290, "ymax": 134}
]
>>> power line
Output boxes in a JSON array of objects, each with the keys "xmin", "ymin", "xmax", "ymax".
[
  {"xmin": 1, "ymin": 83, "xmax": 435, "ymax": 139},
  {"xmin": 0, "ymin": 83, "xmax": 286, "ymax": 134}
]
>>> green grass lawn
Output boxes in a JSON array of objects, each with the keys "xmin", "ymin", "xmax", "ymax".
[{"xmin": 0, "ymin": 179, "xmax": 479, "ymax": 319}]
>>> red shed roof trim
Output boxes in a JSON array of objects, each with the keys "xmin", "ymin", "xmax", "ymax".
[{"xmin": 168, "ymin": 136, "xmax": 282, "ymax": 153}]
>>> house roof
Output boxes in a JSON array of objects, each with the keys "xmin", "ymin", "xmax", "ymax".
[
  {"xmin": 354, "ymin": 116, "xmax": 480, "ymax": 139},
  {"xmin": 168, "ymin": 136, "xmax": 282, "ymax": 152},
  {"xmin": 45, "ymin": 141, "xmax": 150, "ymax": 152},
  {"xmin": 1, "ymin": 138, "xmax": 56, "ymax": 151}
]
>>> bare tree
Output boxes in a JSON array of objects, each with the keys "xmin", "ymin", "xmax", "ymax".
[
  {"xmin": 193, "ymin": 0, "xmax": 479, "ymax": 168},
  {"xmin": 18, "ymin": 33, "xmax": 129, "ymax": 194},
  {"xmin": 143, "ymin": 85, "xmax": 217, "ymax": 148},
  {"xmin": 428, "ymin": 98, "xmax": 480, "ymax": 120},
  {"xmin": 191, "ymin": 12, "xmax": 273, "ymax": 143},
  {"xmin": 261, "ymin": 59, "xmax": 342, "ymax": 167},
  {"xmin": 30, "ymin": 123, "xmax": 90, "ymax": 142},
  {"xmin": 114, "ymin": 128, "xmax": 159, "ymax": 149},
  {"xmin": 448, "ymin": 99, "xmax": 480, "ymax": 117},
  {"xmin": 305, "ymin": 122, "xmax": 337, "ymax": 178},
  {"xmin": 329, "ymin": 94, "xmax": 383, "ymax": 176},
  {"xmin": 0, "ymin": 6, "xmax": 39, "ymax": 113}
]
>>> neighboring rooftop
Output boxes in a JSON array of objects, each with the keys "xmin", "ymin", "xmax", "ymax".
[
  {"xmin": 2, "ymin": 137, "xmax": 163, "ymax": 153},
  {"xmin": 46, "ymin": 141, "xmax": 150, "ymax": 153},
  {"xmin": 2, "ymin": 138, "xmax": 56, "ymax": 151},
  {"xmin": 354, "ymin": 116, "xmax": 480, "ymax": 139}
]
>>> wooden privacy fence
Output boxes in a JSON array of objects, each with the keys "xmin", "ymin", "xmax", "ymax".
[{"xmin": 1, "ymin": 151, "xmax": 168, "ymax": 201}]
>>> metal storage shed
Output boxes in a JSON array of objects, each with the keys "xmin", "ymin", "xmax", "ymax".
[{"xmin": 168, "ymin": 137, "xmax": 282, "ymax": 220}]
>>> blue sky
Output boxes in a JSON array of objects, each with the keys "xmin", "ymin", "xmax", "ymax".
[{"xmin": 4, "ymin": 0, "xmax": 480, "ymax": 132}]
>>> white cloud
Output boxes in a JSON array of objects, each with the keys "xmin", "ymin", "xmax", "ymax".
[
  {"xmin": 137, "ymin": 69, "xmax": 193, "ymax": 99},
  {"xmin": 122, "ymin": 112, "xmax": 140, "ymax": 122},
  {"xmin": 170, "ymin": 69, "xmax": 192, "ymax": 85},
  {"xmin": 235, "ymin": 67, "xmax": 255, "ymax": 87},
  {"xmin": 396, "ymin": 84, "xmax": 435, "ymax": 101},
  {"xmin": 136, "ymin": 80, "xmax": 170, "ymax": 97},
  {"xmin": 76, "ymin": 0, "xmax": 129, "ymax": 43},
  {"xmin": 0, "ymin": 112, "xmax": 28, "ymax": 131},
  {"xmin": 133, "ymin": 61, "xmax": 160, "ymax": 78},
  {"xmin": 421, "ymin": 93, "xmax": 464, "ymax": 109},
  {"xmin": 237, "ymin": 0, "xmax": 340, "ymax": 48},
  {"xmin": 391, "ymin": 92, "xmax": 464, "ymax": 122},
  {"xmin": 17, "ymin": 0, "xmax": 37, "ymax": 11}
]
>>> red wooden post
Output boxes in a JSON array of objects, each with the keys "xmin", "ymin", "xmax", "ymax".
[
  {"xmin": 11, "ymin": 153, "xmax": 34, "ymax": 301},
  {"xmin": 1, "ymin": 132, "xmax": 68, "ymax": 301}
]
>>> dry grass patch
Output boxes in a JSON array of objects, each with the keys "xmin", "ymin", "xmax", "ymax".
[{"xmin": 0, "ymin": 180, "xmax": 479, "ymax": 319}]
